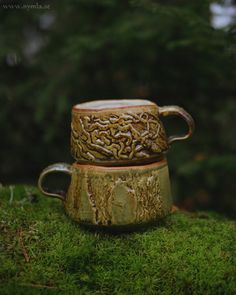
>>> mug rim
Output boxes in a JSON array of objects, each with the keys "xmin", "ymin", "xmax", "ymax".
[{"xmin": 72, "ymin": 99, "xmax": 158, "ymax": 113}]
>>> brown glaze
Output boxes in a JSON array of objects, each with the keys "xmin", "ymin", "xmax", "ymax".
[{"xmin": 71, "ymin": 100, "xmax": 195, "ymax": 166}]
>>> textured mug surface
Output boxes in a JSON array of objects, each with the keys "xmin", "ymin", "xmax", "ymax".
[
  {"xmin": 38, "ymin": 159, "xmax": 172, "ymax": 228},
  {"xmin": 71, "ymin": 99, "xmax": 195, "ymax": 166}
]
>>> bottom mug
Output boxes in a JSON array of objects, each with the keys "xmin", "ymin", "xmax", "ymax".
[{"xmin": 38, "ymin": 159, "xmax": 172, "ymax": 229}]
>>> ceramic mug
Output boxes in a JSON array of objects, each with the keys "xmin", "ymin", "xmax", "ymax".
[
  {"xmin": 71, "ymin": 99, "xmax": 194, "ymax": 166},
  {"xmin": 38, "ymin": 159, "xmax": 172, "ymax": 228}
]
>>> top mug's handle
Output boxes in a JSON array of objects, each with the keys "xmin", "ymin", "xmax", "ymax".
[
  {"xmin": 159, "ymin": 106, "xmax": 195, "ymax": 145},
  {"xmin": 38, "ymin": 163, "xmax": 72, "ymax": 201}
]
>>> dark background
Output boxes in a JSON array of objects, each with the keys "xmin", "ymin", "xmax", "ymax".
[{"xmin": 0, "ymin": 0, "xmax": 236, "ymax": 216}]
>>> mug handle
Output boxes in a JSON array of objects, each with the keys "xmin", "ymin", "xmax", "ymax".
[
  {"xmin": 159, "ymin": 105, "xmax": 195, "ymax": 145},
  {"xmin": 38, "ymin": 163, "xmax": 72, "ymax": 201}
]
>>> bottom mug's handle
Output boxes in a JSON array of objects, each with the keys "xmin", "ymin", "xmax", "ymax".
[{"xmin": 38, "ymin": 163, "xmax": 72, "ymax": 201}]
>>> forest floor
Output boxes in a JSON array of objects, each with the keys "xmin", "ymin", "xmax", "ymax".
[{"xmin": 0, "ymin": 185, "xmax": 236, "ymax": 295}]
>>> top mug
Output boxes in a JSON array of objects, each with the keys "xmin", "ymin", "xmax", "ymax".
[{"xmin": 71, "ymin": 99, "xmax": 194, "ymax": 166}]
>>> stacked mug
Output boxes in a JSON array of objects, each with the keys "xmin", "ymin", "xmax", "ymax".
[{"xmin": 38, "ymin": 99, "xmax": 194, "ymax": 230}]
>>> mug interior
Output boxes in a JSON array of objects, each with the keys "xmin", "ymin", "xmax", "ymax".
[{"xmin": 73, "ymin": 99, "xmax": 155, "ymax": 110}]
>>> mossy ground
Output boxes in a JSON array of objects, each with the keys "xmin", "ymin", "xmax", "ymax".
[{"xmin": 0, "ymin": 185, "xmax": 236, "ymax": 295}]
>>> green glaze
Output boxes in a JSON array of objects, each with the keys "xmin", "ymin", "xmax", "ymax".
[{"xmin": 38, "ymin": 160, "xmax": 172, "ymax": 227}]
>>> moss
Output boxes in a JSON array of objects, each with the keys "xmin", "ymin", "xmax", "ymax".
[{"xmin": 0, "ymin": 185, "xmax": 236, "ymax": 295}]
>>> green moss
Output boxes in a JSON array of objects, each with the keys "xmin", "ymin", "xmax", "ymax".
[{"xmin": 0, "ymin": 185, "xmax": 236, "ymax": 294}]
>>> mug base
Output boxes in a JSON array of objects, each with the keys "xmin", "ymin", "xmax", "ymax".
[
  {"xmin": 68, "ymin": 213, "xmax": 172, "ymax": 234},
  {"xmin": 73, "ymin": 153, "xmax": 167, "ymax": 167}
]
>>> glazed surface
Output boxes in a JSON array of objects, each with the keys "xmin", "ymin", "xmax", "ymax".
[
  {"xmin": 65, "ymin": 161, "xmax": 172, "ymax": 226},
  {"xmin": 71, "ymin": 109, "xmax": 168, "ymax": 165}
]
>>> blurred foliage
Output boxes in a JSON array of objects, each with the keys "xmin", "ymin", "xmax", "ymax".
[{"xmin": 0, "ymin": 0, "xmax": 236, "ymax": 215}]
